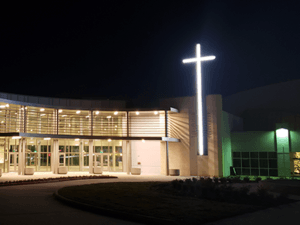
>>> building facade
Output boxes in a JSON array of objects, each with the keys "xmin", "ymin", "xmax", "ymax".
[{"xmin": 0, "ymin": 92, "xmax": 181, "ymax": 176}]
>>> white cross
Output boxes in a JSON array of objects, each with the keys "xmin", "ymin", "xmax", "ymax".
[{"xmin": 183, "ymin": 44, "xmax": 215, "ymax": 155}]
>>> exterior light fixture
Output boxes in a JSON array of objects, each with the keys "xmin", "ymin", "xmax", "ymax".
[
  {"xmin": 114, "ymin": 111, "xmax": 118, "ymax": 115},
  {"xmin": 1, "ymin": 121, "xmax": 4, "ymax": 123},
  {"xmin": 115, "ymin": 125, "xmax": 117, "ymax": 127},
  {"xmin": 40, "ymin": 114, "xmax": 46, "ymax": 116},
  {"xmin": 142, "ymin": 139, "xmax": 145, "ymax": 143},
  {"xmin": 6, "ymin": 104, "xmax": 9, "ymax": 107},
  {"xmin": 183, "ymin": 44, "xmax": 215, "ymax": 156},
  {"xmin": 136, "ymin": 111, "xmax": 139, "ymax": 115},
  {"xmin": 276, "ymin": 128, "xmax": 288, "ymax": 138},
  {"xmin": 107, "ymin": 116, "xmax": 111, "ymax": 119},
  {"xmin": 44, "ymin": 138, "xmax": 51, "ymax": 140},
  {"xmin": 108, "ymin": 139, "xmax": 112, "ymax": 142},
  {"xmin": 75, "ymin": 138, "xmax": 80, "ymax": 141},
  {"xmin": 58, "ymin": 109, "xmax": 63, "ymax": 113},
  {"xmin": 154, "ymin": 111, "xmax": 158, "ymax": 115},
  {"xmin": 95, "ymin": 111, "xmax": 99, "ymax": 115},
  {"xmin": 0, "ymin": 105, "xmax": 5, "ymax": 108},
  {"xmin": 76, "ymin": 111, "xmax": 81, "ymax": 114},
  {"xmin": 40, "ymin": 108, "xmax": 45, "ymax": 112},
  {"xmin": 12, "ymin": 136, "xmax": 21, "ymax": 139},
  {"xmin": 86, "ymin": 116, "xmax": 89, "ymax": 118},
  {"xmin": 62, "ymin": 115, "xmax": 67, "ymax": 117}
]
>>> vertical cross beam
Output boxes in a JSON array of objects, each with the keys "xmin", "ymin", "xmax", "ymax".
[{"xmin": 183, "ymin": 44, "xmax": 215, "ymax": 155}]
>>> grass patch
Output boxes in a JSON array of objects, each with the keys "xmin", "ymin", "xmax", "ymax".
[{"xmin": 58, "ymin": 182, "xmax": 276, "ymax": 224}]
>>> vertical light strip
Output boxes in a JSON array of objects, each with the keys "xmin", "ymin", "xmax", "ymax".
[
  {"xmin": 183, "ymin": 44, "xmax": 215, "ymax": 155},
  {"xmin": 196, "ymin": 44, "xmax": 203, "ymax": 155}
]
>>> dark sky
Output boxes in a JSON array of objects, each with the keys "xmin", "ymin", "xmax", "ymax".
[{"xmin": 0, "ymin": 0, "xmax": 300, "ymax": 107}]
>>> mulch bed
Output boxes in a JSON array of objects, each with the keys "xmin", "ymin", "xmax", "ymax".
[{"xmin": 0, "ymin": 175, "xmax": 117, "ymax": 187}]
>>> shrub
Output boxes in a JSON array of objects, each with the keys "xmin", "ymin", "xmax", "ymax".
[
  {"xmin": 219, "ymin": 177, "xmax": 227, "ymax": 184},
  {"xmin": 192, "ymin": 177, "xmax": 197, "ymax": 183},
  {"xmin": 255, "ymin": 177, "xmax": 262, "ymax": 182},
  {"xmin": 232, "ymin": 176, "xmax": 241, "ymax": 183},
  {"xmin": 213, "ymin": 177, "xmax": 219, "ymax": 184},
  {"xmin": 243, "ymin": 176, "xmax": 250, "ymax": 183}
]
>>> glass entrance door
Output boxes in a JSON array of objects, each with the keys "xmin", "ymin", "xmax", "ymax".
[
  {"xmin": 94, "ymin": 154, "xmax": 109, "ymax": 172},
  {"xmin": 9, "ymin": 153, "xmax": 19, "ymax": 172}
]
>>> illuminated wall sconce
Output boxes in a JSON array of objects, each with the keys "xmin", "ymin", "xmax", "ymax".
[
  {"xmin": 44, "ymin": 138, "xmax": 51, "ymax": 140},
  {"xmin": 76, "ymin": 111, "xmax": 81, "ymax": 114},
  {"xmin": 40, "ymin": 108, "xmax": 45, "ymax": 112},
  {"xmin": 154, "ymin": 111, "xmax": 158, "ymax": 115},
  {"xmin": 107, "ymin": 116, "xmax": 111, "ymax": 119},
  {"xmin": 40, "ymin": 114, "xmax": 46, "ymax": 116},
  {"xmin": 75, "ymin": 138, "xmax": 80, "ymax": 141},
  {"xmin": 276, "ymin": 128, "xmax": 288, "ymax": 138},
  {"xmin": 114, "ymin": 111, "xmax": 118, "ymax": 115},
  {"xmin": 142, "ymin": 139, "xmax": 145, "ymax": 143},
  {"xmin": 62, "ymin": 115, "xmax": 67, "ymax": 117},
  {"xmin": 12, "ymin": 136, "xmax": 22, "ymax": 139},
  {"xmin": 95, "ymin": 111, "xmax": 99, "ymax": 115},
  {"xmin": 108, "ymin": 139, "xmax": 112, "ymax": 142},
  {"xmin": 136, "ymin": 111, "xmax": 139, "ymax": 115},
  {"xmin": 58, "ymin": 109, "xmax": 63, "ymax": 113},
  {"xmin": 6, "ymin": 104, "xmax": 9, "ymax": 107}
]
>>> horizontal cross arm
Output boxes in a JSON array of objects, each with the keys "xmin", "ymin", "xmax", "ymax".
[{"xmin": 182, "ymin": 56, "xmax": 216, "ymax": 63}]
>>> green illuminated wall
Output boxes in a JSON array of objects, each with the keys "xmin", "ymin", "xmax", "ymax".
[
  {"xmin": 222, "ymin": 112, "xmax": 232, "ymax": 177},
  {"xmin": 231, "ymin": 131, "xmax": 275, "ymax": 152}
]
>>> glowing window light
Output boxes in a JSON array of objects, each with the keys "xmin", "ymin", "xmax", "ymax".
[
  {"xmin": 58, "ymin": 109, "xmax": 63, "ymax": 113},
  {"xmin": 276, "ymin": 128, "xmax": 288, "ymax": 138},
  {"xmin": 95, "ymin": 111, "xmax": 99, "ymax": 115},
  {"xmin": 0, "ymin": 105, "xmax": 5, "ymax": 108},
  {"xmin": 183, "ymin": 44, "xmax": 215, "ymax": 156},
  {"xmin": 76, "ymin": 111, "xmax": 81, "ymax": 114},
  {"xmin": 136, "ymin": 111, "xmax": 139, "ymax": 115},
  {"xmin": 12, "ymin": 136, "xmax": 21, "ymax": 139},
  {"xmin": 44, "ymin": 138, "xmax": 51, "ymax": 140},
  {"xmin": 75, "ymin": 138, "xmax": 80, "ymax": 141},
  {"xmin": 114, "ymin": 111, "xmax": 118, "ymax": 115},
  {"xmin": 154, "ymin": 111, "xmax": 158, "ymax": 115},
  {"xmin": 40, "ymin": 108, "xmax": 45, "ymax": 112}
]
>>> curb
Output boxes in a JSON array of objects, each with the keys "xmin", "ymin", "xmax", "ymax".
[{"xmin": 54, "ymin": 189, "xmax": 179, "ymax": 225}]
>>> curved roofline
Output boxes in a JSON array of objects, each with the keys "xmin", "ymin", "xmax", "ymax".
[{"xmin": 0, "ymin": 91, "xmax": 126, "ymax": 110}]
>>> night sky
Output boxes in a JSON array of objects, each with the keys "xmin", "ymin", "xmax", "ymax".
[{"xmin": 1, "ymin": 0, "xmax": 300, "ymax": 107}]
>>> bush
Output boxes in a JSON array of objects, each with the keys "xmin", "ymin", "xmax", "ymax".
[
  {"xmin": 220, "ymin": 177, "xmax": 227, "ymax": 184},
  {"xmin": 232, "ymin": 176, "xmax": 241, "ymax": 183},
  {"xmin": 243, "ymin": 176, "xmax": 250, "ymax": 183},
  {"xmin": 255, "ymin": 177, "xmax": 262, "ymax": 182}
]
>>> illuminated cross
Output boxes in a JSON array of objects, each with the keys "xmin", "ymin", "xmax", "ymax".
[{"xmin": 182, "ymin": 44, "xmax": 215, "ymax": 155}]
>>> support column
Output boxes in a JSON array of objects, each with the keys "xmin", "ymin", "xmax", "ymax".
[
  {"xmin": 80, "ymin": 140, "xmax": 83, "ymax": 171},
  {"xmin": 52, "ymin": 139, "xmax": 59, "ymax": 174},
  {"xmin": 206, "ymin": 95, "xmax": 223, "ymax": 177},
  {"xmin": 89, "ymin": 140, "xmax": 93, "ymax": 174},
  {"xmin": 165, "ymin": 110, "xmax": 169, "ymax": 176},
  {"xmin": 126, "ymin": 140, "xmax": 131, "ymax": 175}
]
